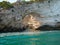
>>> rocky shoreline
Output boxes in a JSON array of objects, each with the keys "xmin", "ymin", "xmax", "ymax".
[{"xmin": 0, "ymin": 24, "xmax": 60, "ymax": 33}]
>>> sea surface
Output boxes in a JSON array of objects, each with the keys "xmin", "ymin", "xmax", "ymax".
[{"xmin": 0, "ymin": 31, "xmax": 60, "ymax": 45}]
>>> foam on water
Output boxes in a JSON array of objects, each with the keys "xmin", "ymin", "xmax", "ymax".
[{"xmin": 0, "ymin": 31, "xmax": 60, "ymax": 37}]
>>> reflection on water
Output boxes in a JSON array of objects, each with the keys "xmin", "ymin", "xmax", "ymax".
[{"xmin": 0, "ymin": 31, "xmax": 60, "ymax": 45}]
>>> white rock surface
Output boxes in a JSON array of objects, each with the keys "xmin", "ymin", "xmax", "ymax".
[{"xmin": 0, "ymin": 0, "xmax": 60, "ymax": 27}]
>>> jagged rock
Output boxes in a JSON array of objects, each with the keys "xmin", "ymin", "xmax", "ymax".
[
  {"xmin": 21, "ymin": 13, "xmax": 42, "ymax": 30},
  {"xmin": 0, "ymin": 0, "xmax": 60, "ymax": 32}
]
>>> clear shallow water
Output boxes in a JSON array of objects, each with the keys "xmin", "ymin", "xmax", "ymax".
[{"xmin": 0, "ymin": 31, "xmax": 60, "ymax": 45}]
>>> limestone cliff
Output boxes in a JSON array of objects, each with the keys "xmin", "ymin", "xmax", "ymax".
[{"xmin": 0, "ymin": 0, "xmax": 60, "ymax": 32}]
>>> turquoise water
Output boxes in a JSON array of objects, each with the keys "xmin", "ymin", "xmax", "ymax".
[{"xmin": 0, "ymin": 31, "xmax": 60, "ymax": 45}]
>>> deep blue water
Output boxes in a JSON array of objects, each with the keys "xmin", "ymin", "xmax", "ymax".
[{"xmin": 0, "ymin": 31, "xmax": 60, "ymax": 45}]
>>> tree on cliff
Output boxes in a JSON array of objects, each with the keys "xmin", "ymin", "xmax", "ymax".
[{"xmin": 0, "ymin": 1, "xmax": 14, "ymax": 9}]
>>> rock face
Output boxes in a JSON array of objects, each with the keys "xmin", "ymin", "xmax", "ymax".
[
  {"xmin": 0, "ymin": 0, "xmax": 60, "ymax": 32},
  {"xmin": 21, "ymin": 13, "xmax": 41, "ymax": 29},
  {"xmin": 14, "ymin": 0, "xmax": 60, "ymax": 26}
]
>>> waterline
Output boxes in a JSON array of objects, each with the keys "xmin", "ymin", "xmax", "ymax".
[{"xmin": 0, "ymin": 31, "xmax": 60, "ymax": 37}]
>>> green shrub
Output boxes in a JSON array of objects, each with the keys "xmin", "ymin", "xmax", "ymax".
[{"xmin": 0, "ymin": 1, "xmax": 14, "ymax": 9}]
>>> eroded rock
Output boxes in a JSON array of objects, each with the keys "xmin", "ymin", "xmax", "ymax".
[{"xmin": 21, "ymin": 12, "xmax": 42, "ymax": 30}]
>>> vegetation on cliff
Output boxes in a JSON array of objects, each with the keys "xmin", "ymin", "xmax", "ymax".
[{"xmin": 0, "ymin": 1, "xmax": 14, "ymax": 9}]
